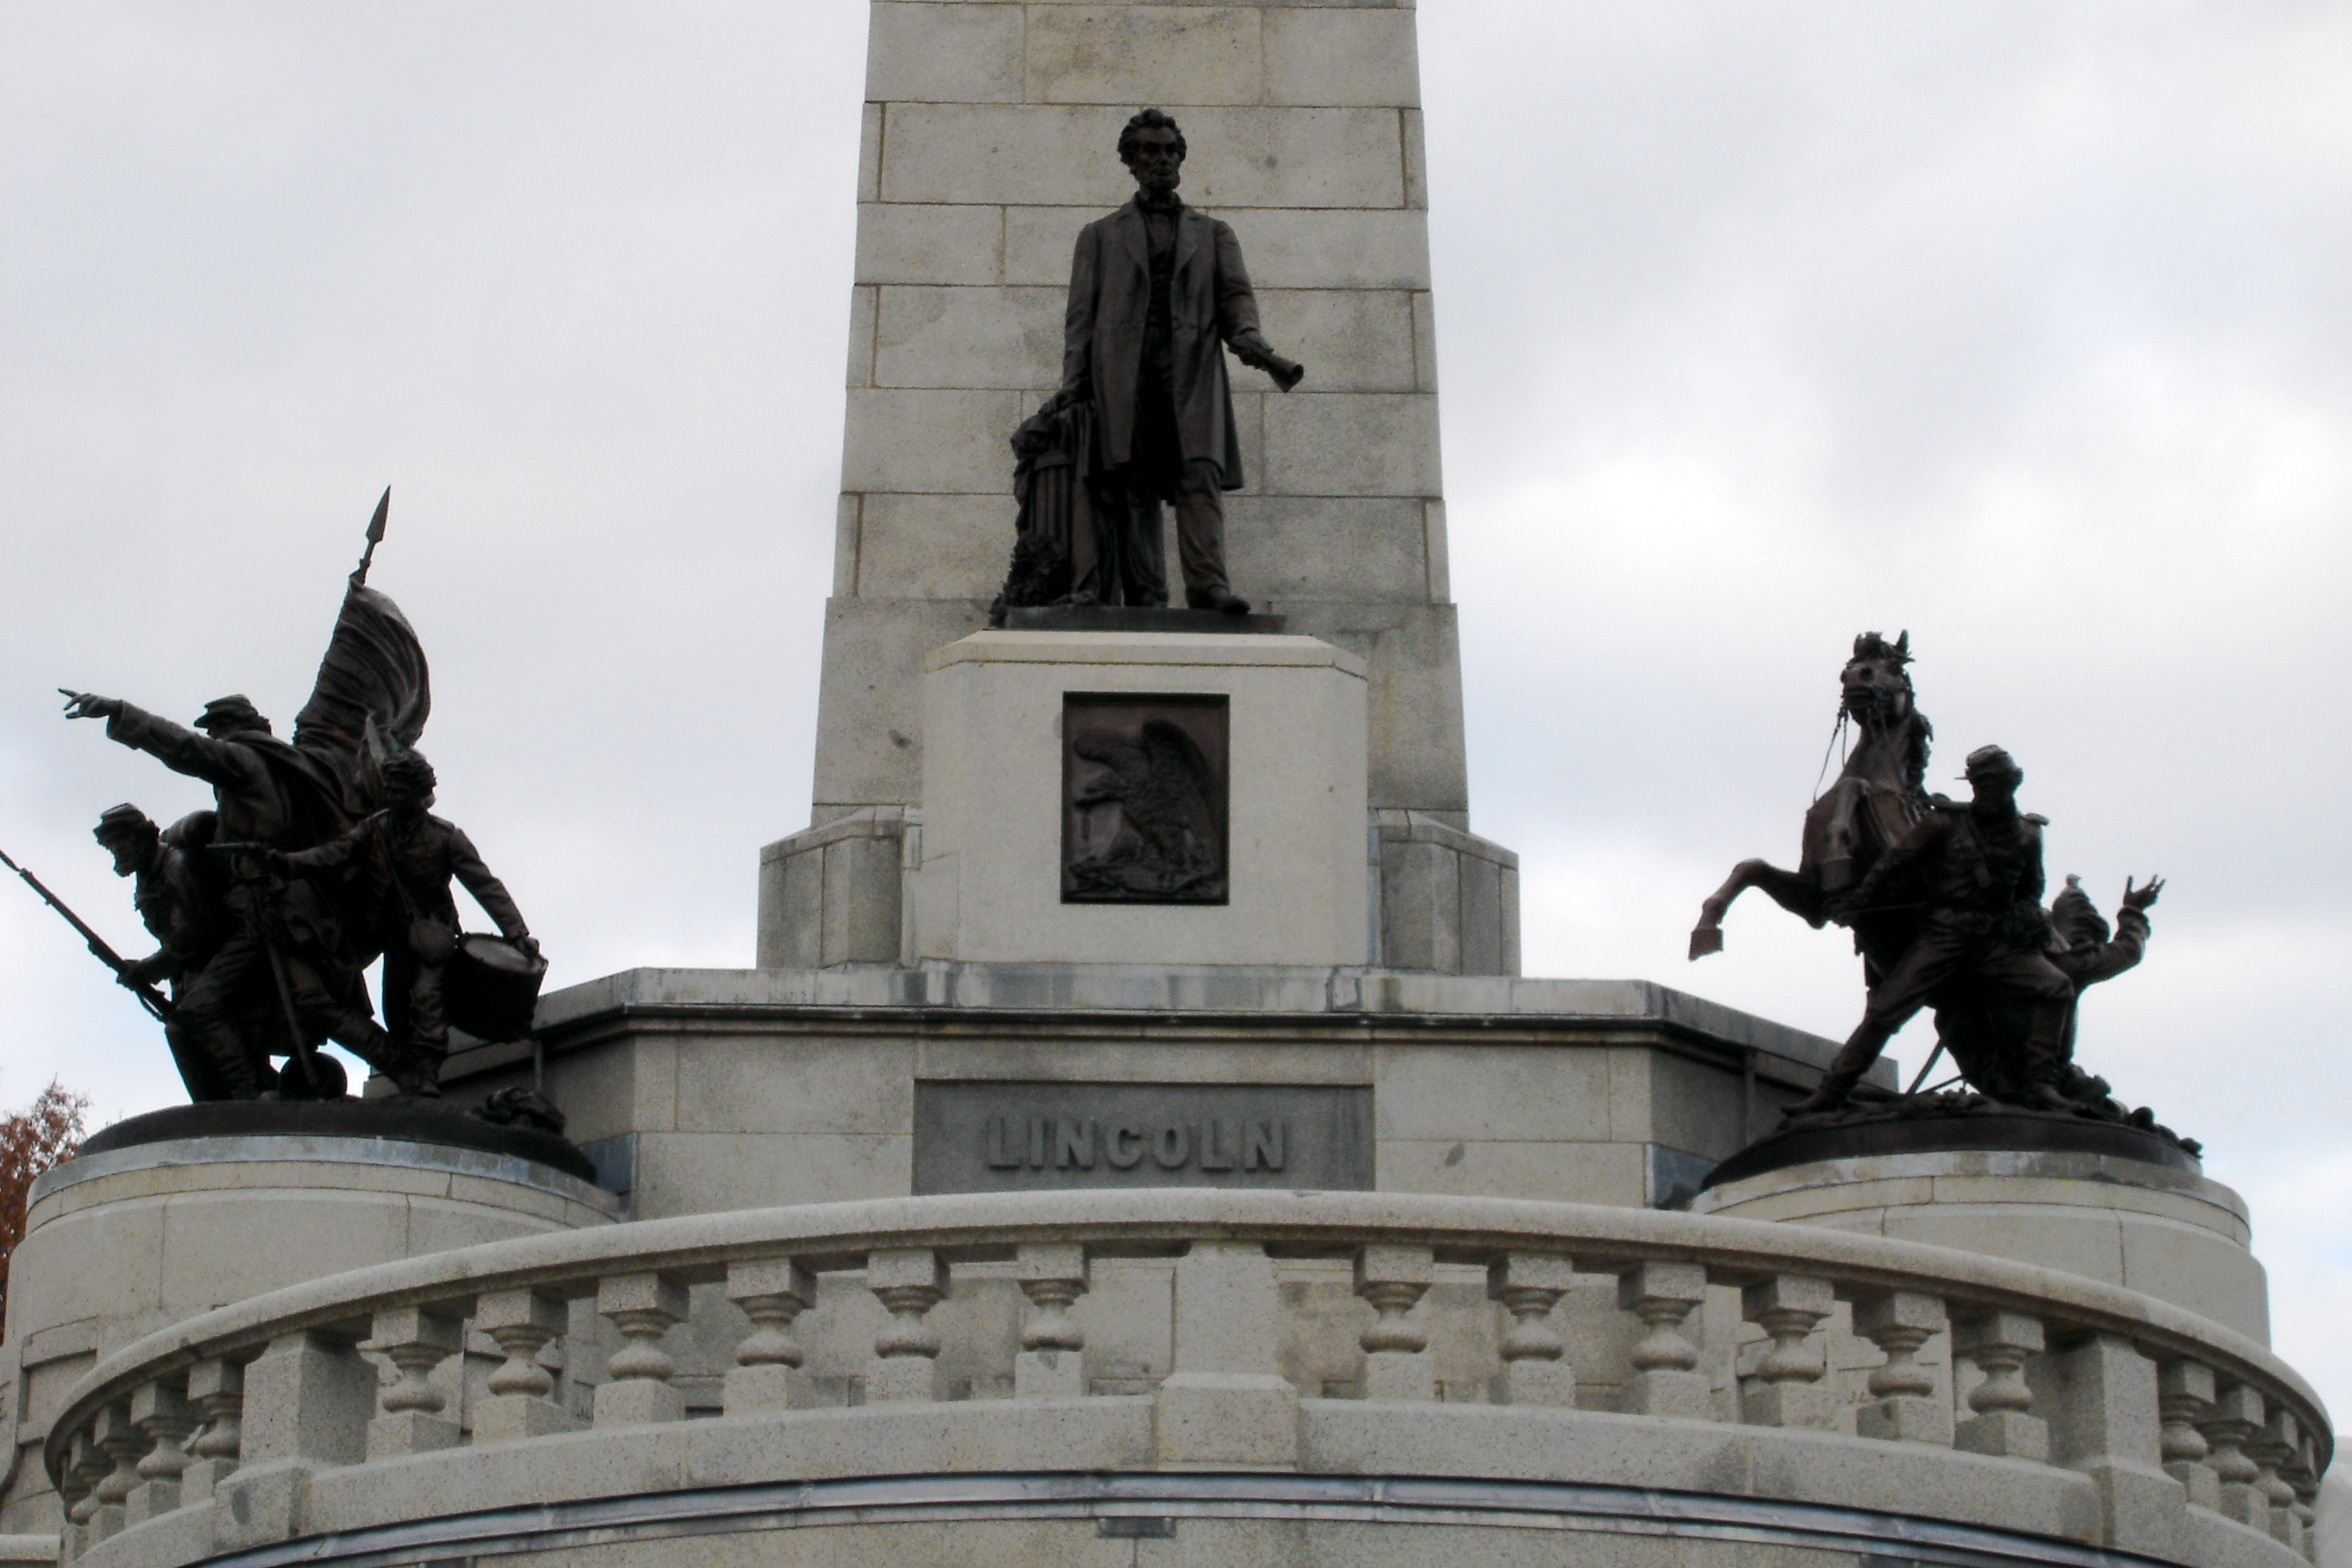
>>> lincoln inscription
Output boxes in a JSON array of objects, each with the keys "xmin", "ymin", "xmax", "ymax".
[{"xmin": 914, "ymin": 1080, "xmax": 1371, "ymax": 1194}]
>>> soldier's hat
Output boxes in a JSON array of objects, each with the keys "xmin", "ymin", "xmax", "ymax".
[
  {"xmin": 193, "ymin": 694, "xmax": 269, "ymax": 734},
  {"xmin": 93, "ymin": 802, "xmax": 156, "ymax": 840},
  {"xmin": 1960, "ymin": 744, "xmax": 2023, "ymax": 781}
]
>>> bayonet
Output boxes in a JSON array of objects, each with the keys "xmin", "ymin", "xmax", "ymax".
[{"xmin": 349, "ymin": 486, "xmax": 390, "ymax": 591}]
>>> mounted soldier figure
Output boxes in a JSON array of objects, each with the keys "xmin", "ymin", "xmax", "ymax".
[{"xmin": 1792, "ymin": 744, "xmax": 2076, "ymax": 1116}]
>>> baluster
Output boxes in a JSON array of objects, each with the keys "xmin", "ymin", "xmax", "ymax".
[
  {"xmin": 1486, "ymin": 1251, "xmax": 1575, "ymax": 1407},
  {"xmin": 1014, "ymin": 1243, "xmax": 1090, "ymax": 1399},
  {"xmin": 368, "ymin": 1305, "xmax": 465, "ymax": 1458},
  {"xmin": 2250, "ymin": 1407, "xmax": 2303, "ymax": 1548},
  {"xmin": 725, "ymin": 1257, "xmax": 818, "ymax": 1415},
  {"xmin": 594, "ymin": 1271, "xmax": 691, "ymax": 1426},
  {"xmin": 2157, "ymin": 1358, "xmax": 2220, "ymax": 1510},
  {"xmin": 124, "ymin": 1380, "xmax": 194, "ymax": 1524},
  {"xmin": 1615, "ymin": 1260, "xmax": 1710, "ymax": 1418},
  {"xmin": 1851, "ymin": 1289, "xmax": 1951, "ymax": 1445},
  {"xmin": 475, "ymin": 1287, "xmax": 579, "ymax": 1442},
  {"xmin": 2286, "ymin": 1434, "xmax": 2322, "ymax": 1559},
  {"xmin": 1355, "ymin": 1244, "xmax": 1436, "ymax": 1401},
  {"xmin": 866, "ymin": 1248, "xmax": 949, "ymax": 1403},
  {"xmin": 88, "ymin": 1402, "xmax": 147, "ymax": 1541},
  {"xmin": 1739, "ymin": 1274, "xmax": 1834, "ymax": 1428},
  {"xmin": 1952, "ymin": 1309, "xmax": 2047, "ymax": 1461},
  {"xmin": 63, "ymin": 1428, "xmax": 108, "ymax": 1547},
  {"xmin": 181, "ymin": 1358, "xmax": 245, "ymax": 1502},
  {"xmin": 2198, "ymin": 1384, "xmax": 2267, "ymax": 1530}
]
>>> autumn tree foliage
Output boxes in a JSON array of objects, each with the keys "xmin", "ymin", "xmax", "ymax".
[{"xmin": 0, "ymin": 1079, "xmax": 89, "ymax": 1337}]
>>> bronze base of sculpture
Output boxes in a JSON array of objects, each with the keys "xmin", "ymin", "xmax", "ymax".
[
  {"xmin": 78, "ymin": 1094, "xmax": 598, "ymax": 1184},
  {"xmin": 1003, "ymin": 605, "xmax": 1288, "ymax": 636},
  {"xmin": 1702, "ymin": 1087, "xmax": 2199, "ymax": 1193}
]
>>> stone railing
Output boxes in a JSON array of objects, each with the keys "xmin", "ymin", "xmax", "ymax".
[{"xmin": 44, "ymin": 1191, "xmax": 2329, "ymax": 1566}]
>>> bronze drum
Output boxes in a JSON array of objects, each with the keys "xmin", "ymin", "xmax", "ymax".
[{"xmin": 444, "ymin": 934, "xmax": 547, "ymax": 1043}]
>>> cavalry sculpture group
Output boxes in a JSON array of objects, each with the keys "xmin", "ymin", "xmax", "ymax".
[{"xmin": 1691, "ymin": 632, "xmax": 2181, "ymax": 1145}]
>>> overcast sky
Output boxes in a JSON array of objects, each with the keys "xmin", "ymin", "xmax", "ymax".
[{"xmin": 4, "ymin": 1, "xmax": 2347, "ymax": 1416}]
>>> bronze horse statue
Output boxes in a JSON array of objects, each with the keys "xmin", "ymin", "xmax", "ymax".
[{"xmin": 1690, "ymin": 632, "xmax": 1933, "ymax": 985}]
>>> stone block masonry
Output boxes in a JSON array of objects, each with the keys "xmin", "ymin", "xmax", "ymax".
[
  {"xmin": 814, "ymin": 0, "xmax": 1467, "ymax": 833},
  {"xmin": 777, "ymin": 0, "xmax": 1519, "ymax": 975}
]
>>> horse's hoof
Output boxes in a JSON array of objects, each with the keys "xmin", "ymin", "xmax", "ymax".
[{"xmin": 1688, "ymin": 927, "xmax": 1723, "ymax": 961}]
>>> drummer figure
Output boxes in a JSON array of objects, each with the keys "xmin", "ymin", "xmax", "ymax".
[{"xmin": 273, "ymin": 750, "xmax": 537, "ymax": 1095}]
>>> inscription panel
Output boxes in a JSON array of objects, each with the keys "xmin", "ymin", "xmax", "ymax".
[{"xmin": 913, "ymin": 1080, "xmax": 1372, "ymax": 1194}]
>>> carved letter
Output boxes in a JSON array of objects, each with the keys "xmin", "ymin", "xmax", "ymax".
[
  {"xmin": 1028, "ymin": 1115, "xmax": 1048, "ymax": 1169},
  {"xmin": 1106, "ymin": 1123, "xmax": 1145, "ymax": 1170},
  {"xmin": 1199, "ymin": 1118, "xmax": 1236, "ymax": 1171},
  {"xmin": 985, "ymin": 1116, "xmax": 1022, "ymax": 1170},
  {"xmin": 1152, "ymin": 1122, "xmax": 1190, "ymax": 1170},
  {"xmin": 1244, "ymin": 1121, "xmax": 1286, "ymax": 1171},
  {"xmin": 1054, "ymin": 1118, "xmax": 1095, "ymax": 1170}
]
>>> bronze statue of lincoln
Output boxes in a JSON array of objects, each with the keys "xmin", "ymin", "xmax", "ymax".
[{"xmin": 1059, "ymin": 109, "xmax": 1305, "ymax": 613}]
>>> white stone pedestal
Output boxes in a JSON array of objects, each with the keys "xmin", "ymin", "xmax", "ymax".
[
  {"xmin": 2, "ymin": 1135, "xmax": 618, "ymax": 1535},
  {"xmin": 1692, "ymin": 1149, "xmax": 2269, "ymax": 1341},
  {"xmin": 915, "ymin": 629, "xmax": 1369, "ymax": 967},
  {"xmin": 8, "ymin": 1136, "xmax": 619, "ymax": 1365}
]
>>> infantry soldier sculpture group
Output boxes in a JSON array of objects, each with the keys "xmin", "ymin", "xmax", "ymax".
[{"xmin": 44, "ymin": 496, "xmax": 543, "ymax": 1105}]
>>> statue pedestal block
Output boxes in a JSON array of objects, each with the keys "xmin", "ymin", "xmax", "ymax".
[
  {"xmin": 914, "ymin": 629, "xmax": 1369, "ymax": 967},
  {"xmin": 1693, "ymin": 1148, "xmax": 2268, "ymax": 1342}
]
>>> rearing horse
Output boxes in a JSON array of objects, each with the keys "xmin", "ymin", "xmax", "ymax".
[{"xmin": 1690, "ymin": 632, "xmax": 1933, "ymax": 982}]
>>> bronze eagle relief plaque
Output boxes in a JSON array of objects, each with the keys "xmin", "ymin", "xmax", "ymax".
[{"xmin": 1061, "ymin": 693, "xmax": 1229, "ymax": 903}]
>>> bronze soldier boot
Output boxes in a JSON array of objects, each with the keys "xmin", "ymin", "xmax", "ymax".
[
  {"xmin": 1785, "ymin": 1024, "xmax": 1889, "ymax": 1118},
  {"xmin": 193, "ymin": 1022, "xmax": 269, "ymax": 1099},
  {"xmin": 389, "ymin": 1046, "xmax": 446, "ymax": 1098},
  {"xmin": 2014, "ymin": 997, "xmax": 2082, "ymax": 1110}
]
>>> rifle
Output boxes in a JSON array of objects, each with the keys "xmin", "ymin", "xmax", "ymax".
[{"xmin": 0, "ymin": 845, "xmax": 172, "ymax": 1023}]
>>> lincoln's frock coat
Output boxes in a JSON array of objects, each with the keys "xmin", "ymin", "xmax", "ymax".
[{"xmin": 1060, "ymin": 195, "xmax": 1263, "ymax": 489}]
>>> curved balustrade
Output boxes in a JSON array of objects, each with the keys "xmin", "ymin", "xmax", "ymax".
[{"xmin": 43, "ymin": 1190, "xmax": 2330, "ymax": 1566}]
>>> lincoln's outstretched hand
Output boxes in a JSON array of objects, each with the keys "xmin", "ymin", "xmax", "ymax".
[{"xmin": 1233, "ymin": 333, "xmax": 1306, "ymax": 392}]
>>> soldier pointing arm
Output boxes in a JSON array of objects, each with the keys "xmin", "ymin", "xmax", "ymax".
[{"xmin": 64, "ymin": 691, "xmax": 397, "ymax": 1097}]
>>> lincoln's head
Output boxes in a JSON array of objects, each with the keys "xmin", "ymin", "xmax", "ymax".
[{"xmin": 1119, "ymin": 109, "xmax": 1185, "ymax": 198}]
